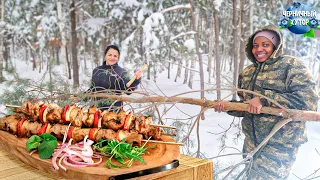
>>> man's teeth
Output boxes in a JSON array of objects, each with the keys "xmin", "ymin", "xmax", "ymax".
[{"xmin": 257, "ymin": 54, "xmax": 266, "ymax": 58}]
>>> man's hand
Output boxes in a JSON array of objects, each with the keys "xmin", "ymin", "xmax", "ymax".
[{"xmin": 244, "ymin": 97, "xmax": 262, "ymax": 114}]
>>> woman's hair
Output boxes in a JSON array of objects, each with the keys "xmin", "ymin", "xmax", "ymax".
[{"xmin": 104, "ymin": 45, "xmax": 120, "ymax": 57}]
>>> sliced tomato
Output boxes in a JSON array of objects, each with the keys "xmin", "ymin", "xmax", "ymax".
[
  {"xmin": 93, "ymin": 111, "xmax": 101, "ymax": 128},
  {"xmin": 38, "ymin": 122, "xmax": 49, "ymax": 135},
  {"xmin": 39, "ymin": 104, "xmax": 48, "ymax": 122},
  {"xmin": 123, "ymin": 112, "xmax": 133, "ymax": 130},
  {"xmin": 116, "ymin": 130, "xmax": 127, "ymax": 141},
  {"xmin": 17, "ymin": 119, "xmax": 26, "ymax": 137},
  {"xmin": 67, "ymin": 126, "xmax": 74, "ymax": 140},
  {"xmin": 88, "ymin": 128, "xmax": 97, "ymax": 141},
  {"xmin": 61, "ymin": 104, "xmax": 69, "ymax": 123}
]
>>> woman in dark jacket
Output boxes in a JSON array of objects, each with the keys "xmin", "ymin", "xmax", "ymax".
[
  {"xmin": 89, "ymin": 45, "xmax": 142, "ymax": 111},
  {"xmin": 214, "ymin": 25, "xmax": 318, "ymax": 179}
]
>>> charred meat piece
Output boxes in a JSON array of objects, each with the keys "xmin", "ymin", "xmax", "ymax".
[
  {"xmin": 14, "ymin": 100, "xmax": 33, "ymax": 116},
  {"xmin": 72, "ymin": 127, "xmax": 90, "ymax": 143},
  {"xmin": 102, "ymin": 111, "xmax": 125, "ymax": 130},
  {"xmin": 43, "ymin": 104, "xmax": 63, "ymax": 123},
  {"xmin": 49, "ymin": 124, "xmax": 68, "ymax": 140},
  {"xmin": 143, "ymin": 126, "xmax": 163, "ymax": 140},
  {"xmin": 96, "ymin": 129, "xmax": 117, "ymax": 141}
]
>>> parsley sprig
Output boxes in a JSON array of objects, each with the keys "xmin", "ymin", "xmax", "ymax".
[
  {"xmin": 93, "ymin": 139, "xmax": 151, "ymax": 169},
  {"xmin": 26, "ymin": 133, "xmax": 58, "ymax": 159}
]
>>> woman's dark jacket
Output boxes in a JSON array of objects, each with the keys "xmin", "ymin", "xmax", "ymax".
[{"xmin": 89, "ymin": 61, "xmax": 141, "ymax": 111}]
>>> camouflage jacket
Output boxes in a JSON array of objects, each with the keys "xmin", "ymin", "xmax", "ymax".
[{"xmin": 229, "ymin": 25, "xmax": 319, "ymax": 146}]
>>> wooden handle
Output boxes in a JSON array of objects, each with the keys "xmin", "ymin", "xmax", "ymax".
[{"xmin": 126, "ymin": 64, "xmax": 148, "ymax": 87}]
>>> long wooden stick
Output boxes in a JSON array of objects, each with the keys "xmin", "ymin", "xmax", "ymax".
[
  {"xmin": 142, "ymin": 140, "xmax": 184, "ymax": 146},
  {"xmin": 80, "ymin": 94, "xmax": 320, "ymax": 122},
  {"xmin": 126, "ymin": 64, "xmax": 148, "ymax": 87}
]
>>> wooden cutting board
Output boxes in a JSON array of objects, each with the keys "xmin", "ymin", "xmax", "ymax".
[{"xmin": 0, "ymin": 130, "xmax": 180, "ymax": 180}]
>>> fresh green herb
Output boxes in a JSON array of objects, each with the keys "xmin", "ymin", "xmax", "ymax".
[
  {"xmin": 26, "ymin": 133, "xmax": 58, "ymax": 159},
  {"xmin": 93, "ymin": 139, "xmax": 151, "ymax": 169}
]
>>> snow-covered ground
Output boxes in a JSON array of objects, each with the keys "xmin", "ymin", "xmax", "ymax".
[{"xmin": 1, "ymin": 52, "xmax": 320, "ymax": 180}]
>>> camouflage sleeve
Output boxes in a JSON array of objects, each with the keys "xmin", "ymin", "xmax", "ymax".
[
  {"xmin": 261, "ymin": 64, "xmax": 318, "ymax": 111},
  {"xmin": 227, "ymin": 73, "xmax": 246, "ymax": 117}
]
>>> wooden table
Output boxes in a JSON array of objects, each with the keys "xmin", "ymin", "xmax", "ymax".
[{"xmin": 0, "ymin": 148, "xmax": 213, "ymax": 180}]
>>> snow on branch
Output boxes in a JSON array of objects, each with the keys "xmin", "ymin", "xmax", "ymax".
[
  {"xmin": 170, "ymin": 31, "xmax": 197, "ymax": 41},
  {"xmin": 161, "ymin": 4, "xmax": 191, "ymax": 13}
]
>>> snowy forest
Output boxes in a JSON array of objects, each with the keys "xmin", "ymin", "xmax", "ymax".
[{"xmin": 1, "ymin": 0, "xmax": 320, "ymax": 179}]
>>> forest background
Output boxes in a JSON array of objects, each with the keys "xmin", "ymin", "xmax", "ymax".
[{"xmin": 0, "ymin": 0, "xmax": 320, "ymax": 179}]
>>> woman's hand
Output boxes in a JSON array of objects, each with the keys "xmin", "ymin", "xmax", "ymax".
[
  {"xmin": 135, "ymin": 69, "xmax": 142, "ymax": 79},
  {"xmin": 213, "ymin": 100, "xmax": 224, "ymax": 113},
  {"xmin": 244, "ymin": 97, "xmax": 262, "ymax": 114}
]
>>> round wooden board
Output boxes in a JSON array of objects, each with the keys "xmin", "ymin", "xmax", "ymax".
[{"xmin": 0, "ymin": 130, "xmax": 180, "ymax": 180}]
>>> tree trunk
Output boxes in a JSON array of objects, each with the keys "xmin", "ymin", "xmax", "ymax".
[
  {"xmin": 153, "ymin": 63, "xmax": 157, "ymax": 82},
  {"xmin": 183, "ymin": 59, "xmax": 189, "ymax": 84},
  {"xmin": 207, "ymin": 1, "xmax": 215, "ymax": 83},
  {"xmin": 70, "ymin": 0, "xmax": 79, "ymax": 86},
  {"xmin": 147, "ymin": 61, "xmax": 151, "ymax": 80},
  {"xmin": 79, "ymin": 9, "xmax": 86, "ymax": 71},
  {"xmin": 57, "ymin": 1, "xmax": 69, "ymax": 79},
  {"xmin": 4, "ymin": 40, "xmax": 8, "ymax": 71},
  {"xmin": 213, "ymin": 2, "xmax": 221, "ymax": 100},
  {"xmin": 30, "ymin": 47, "xmax": 36, "ymax": 71},
  {"xmin": 175, "ymin": 60, "xmax": 182, "ymax": 82},
  {"xmin": 66, "ymin": 46, "xmax": 71, "ymax": 79},
  {"xmin": 39, "ymin": 50, "xmax": 43, "ymax": 73},
  {"xmin": 189, "ymin": 0, "xmax": 205, "ymax": 101},
  {"xmin": 188, "ymin": 55, "xmax": 195, "ymax": 89},
  {"xmin": 0, "ymin": 0, "xmax": 5, "ymax": 82},
  {"xmin": 232, "ymin": 0, "xmax": 239, "ymax": 100},
  {"xmin": 167, "ymin": 46, "xmax": 171, "ymax": 79},
  {"xmin": 238, "ymin": 0, "xmax": 246, "ymax": 72}
]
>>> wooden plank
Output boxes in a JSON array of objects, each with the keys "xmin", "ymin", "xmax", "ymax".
[{"xmin": 0, "ymin": 149, "xmax": 64, "ymax": 180}]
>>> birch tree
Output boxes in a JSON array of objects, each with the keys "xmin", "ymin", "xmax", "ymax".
[
  {"xmin": 232, "ymin": 0, "xmax": 239, "ymax": 99},
  {"xmin": 238, "ymin": 0, "xmax": 246, "ymax": 72},
  {"xmin": 57, "ymin": 1, "xmax": 70, "ymax": 79},
  {"xmin": 70, "ymin": 0, "xmax": 79, "ymax": 86},
  {"xmin": 0, "ymin": 0, "xmax": 4, "ymax": 82},
  {"xmin": 213, "ymin": 1, "xmax": 221, "ymax": 100}
]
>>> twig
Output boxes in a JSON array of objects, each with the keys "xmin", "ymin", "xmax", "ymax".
[
  {"xmin": 208, "ymin": 152, "xmax": 247, "ymax": 159},
  {"xmin": 182, "ymin": 107, "xmax": 208, "ymax": 143}
]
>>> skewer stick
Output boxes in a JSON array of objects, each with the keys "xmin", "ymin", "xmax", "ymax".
[
  {"xmin": 142, "ymin": 140, "xmax": 184, "ymax": 146},
  {"xmin": 162, "ymin": 133, "xmax": 176, "ymax": 137},
  {"xmin": 126, "ymin": 64, "xmax": 148, "ymax": 87},
  {"xmin": 150, "ymin": 124, "xmax": 176, "ymax": 129},
  {"xmin": 6, "ymin": 104, "xmax": 177, "ymax": 130},
  {"xmin": 5, "ymin": 105, "xmax": 20, "ymax": 108}
]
